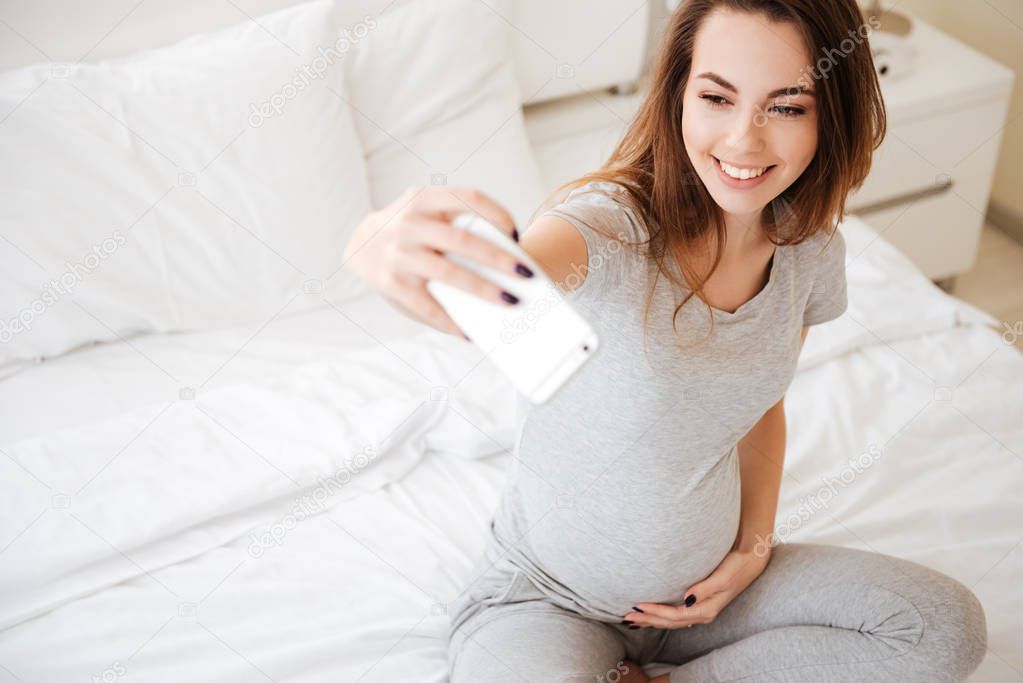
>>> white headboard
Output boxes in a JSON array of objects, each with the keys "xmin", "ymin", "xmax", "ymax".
[{"xmin": 0, "ymin": 0, "xmax": 649, "ymax": 105}]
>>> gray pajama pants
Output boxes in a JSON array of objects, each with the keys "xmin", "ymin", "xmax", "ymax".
[{"xmin": 446, "ymin": 541, "xmax": 987, "ymax": 682}]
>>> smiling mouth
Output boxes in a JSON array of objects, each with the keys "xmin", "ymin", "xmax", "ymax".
[{"xmin": 712, "ymin": 156, "xmax": 777, "ymax": 180}]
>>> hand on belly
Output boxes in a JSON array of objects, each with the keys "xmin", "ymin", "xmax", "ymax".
[{"xmin": 621, "ymin": 546, "xmax": 774, "ymax": 630}]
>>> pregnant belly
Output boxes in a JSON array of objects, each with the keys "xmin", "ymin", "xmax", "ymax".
[{"xmin": 516, "ymin": 449, "xmax": 742, "ymax": 618}]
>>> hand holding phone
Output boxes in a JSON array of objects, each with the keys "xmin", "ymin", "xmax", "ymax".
[
  {"xmin": 426, "ymin": 212, "xmax": 599, "ymax": 404},
  {"xmin": 342, "ymin": 185, "xmax": 524, "ymax": 337}
]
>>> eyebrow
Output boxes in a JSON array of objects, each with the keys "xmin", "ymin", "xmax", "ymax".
[{"xmin": 695, "ymin": 71, "xmax": 815, "ymax": 99}]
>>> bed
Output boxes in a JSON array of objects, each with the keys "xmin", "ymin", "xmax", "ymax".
[{"xmin": 1, "ymin": 1, "xmax": 1021, "ymax": 681}]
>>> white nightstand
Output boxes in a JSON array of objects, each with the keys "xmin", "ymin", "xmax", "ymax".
[
  {"xmin": 845, "ymin": 17, "xmax": 1015, "ymax": 286},
  {"xmin": 523, "ymin": 16, "xmax": 1015, "ymax": 288}
]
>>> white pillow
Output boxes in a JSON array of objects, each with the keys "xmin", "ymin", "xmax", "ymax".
[
  {"xmin": 0, "ymin": 0, "xmax": 373, "ymax": 373},
  {"xmin": 338, "ymin": 0, "xmax": 547, "ymax": 230}
]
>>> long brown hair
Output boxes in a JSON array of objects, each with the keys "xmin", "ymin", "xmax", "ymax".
[{"xmin": 529, "ymin": 0, "xmax": 886, "ymax": 351}]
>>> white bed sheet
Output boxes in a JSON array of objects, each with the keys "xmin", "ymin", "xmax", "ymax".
[
  {"xmin": 1, "ymin": 312, "xmax": 1021, "ymax": 682},
  {"xmin": 2, "ymin": 125, "xmax": 1022, "ymax": 683},
  {"xmin": 0, "ymin": 293, "xmax": 428, "ymax": 445}
]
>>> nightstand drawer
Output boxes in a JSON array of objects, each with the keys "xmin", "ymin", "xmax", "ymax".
[
  {"xmin": 847, "ymin": 97, "xmax": 1009, "ymax": 215},
  {"xmin": 845, "ymin": 87, "xmax": 1011, "ymax": 281},
  {"xmin": 852, "ymin": 190, "xmax": 983, "ymax": 281}
]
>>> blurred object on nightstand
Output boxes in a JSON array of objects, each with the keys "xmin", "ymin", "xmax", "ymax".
[
  {"xmin": 863, "ymin": 0, "xmax": 917, "ymax": 81},
  {"xmin": 863, "ymin": 0, "xmax": 912, "ymax": 36}
]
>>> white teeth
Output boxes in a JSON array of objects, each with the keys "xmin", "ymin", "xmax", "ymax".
[{"xmin": 717, "ymin": 158, "xmax": 768, "ymax": 180}]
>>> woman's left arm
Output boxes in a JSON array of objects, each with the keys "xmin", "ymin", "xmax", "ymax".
[
  {"xmin": 732, "ymin": 383, "xmax": 788, "ymax": 558},
  {"xmin": 624, "ymin": 327, "xmax": 810, "ymax": 630},
  {"xmin": 734, "ymin": 324, "xmax": 809, "ymax": 555}
]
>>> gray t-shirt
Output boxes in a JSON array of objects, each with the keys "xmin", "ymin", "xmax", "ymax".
[{"xmin": 489, "ymin": 179, "xmax": 848, "ymax": 623}]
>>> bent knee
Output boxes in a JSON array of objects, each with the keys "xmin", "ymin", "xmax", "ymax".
[{"xmin": 918, "ymin": 576, "xmax": 988, "ymax": 680}]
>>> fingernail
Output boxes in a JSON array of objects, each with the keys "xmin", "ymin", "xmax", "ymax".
[
  {"xmin": 684, "ymin": 594, "xmax": 696, "ymax": 607},
  {"xmin": 620, "ymin": 619, "xmax": 633, "ymax": 625},
  {"xmin": 628, "ymin": 624, "xmax": 641, "ymax": 630},
  {"xmin": 631, "ymin": 606, "xmax": 644, "ymax": 613},
  {"xmin": 515, "ymin": 263, "xmax": 534, "ymax": 278},
  {"xmin": 463, "ymin": 334, "xmax": 470, "ymax": 341},
  {"xmin": 500, "ymin": 291, "xmax": 519, "ymax": 304},
  {"xmin": 512, "ymin": 227, "xmax": 520, "ymax": 242}
]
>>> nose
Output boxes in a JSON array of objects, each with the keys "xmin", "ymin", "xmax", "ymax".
[{"xmin": 724, "ymin": 105, "xmax": 766, "ymax": 156}]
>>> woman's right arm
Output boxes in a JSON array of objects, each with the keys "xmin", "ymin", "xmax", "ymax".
[
  {"xmin": 517, "ymin": 214, "xmax": 590, "ymax": 295},
  {"xmin": 342, "ymin": 185, "xmax": 590, "ymax": 336}
]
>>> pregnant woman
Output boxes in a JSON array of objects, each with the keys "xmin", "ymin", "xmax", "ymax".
[{"xmin": 344, "ymin": 0, "xmax": 987, "ymax": 680}]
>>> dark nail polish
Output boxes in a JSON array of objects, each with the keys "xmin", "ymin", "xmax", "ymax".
[
  {"xmin": 684, "ymin": 594, "xmax": 696, "ymax": 607},
  {"xmin": 463, "ymin": 334, "xmax": 470, "ymax": 341},
  {"xmin": 500, "ymin": 291, "xmax": 519, "ymax": 305},
  {"xmin": 620, "ymin": 619, "xmax": 633, "ymax": 625},
  {"xmin": 512, "ymin": 228, "xmax": 520, "ymax": 242},
  {"xmin": 515, "ymin": 263, "xmax": 534, "ymax": 278},
  {"xmin": 631, "ymin": 606, "xmax": 645, "ymax": 613},
  {"xmin": 628, "ymin": 624, "xmax": 640, "ymax": 630}
]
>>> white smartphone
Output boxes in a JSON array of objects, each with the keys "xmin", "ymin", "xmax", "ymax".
[{"xmin": 426, "ymin": 211, "xmax": 599, "ymax": 404}]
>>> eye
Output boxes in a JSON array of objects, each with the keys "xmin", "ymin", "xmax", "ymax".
[
  {"xmin": 771, "ymin": 105, "xmax": 806, "ymax": 118},
  {"xmin": 699, "ymin": 94, "xmax": 806, "ymax": 119},
  {"xmin": 699, "ymin": 94, "xmax": 729, "ymax": 109}
]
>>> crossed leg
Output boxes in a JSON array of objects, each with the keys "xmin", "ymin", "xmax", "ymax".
[
  {"xmin": 450, "ymin": 602, "xmax": 631, "ymax": 682},
  {"xmin": 643, "ymin": 542, "xmax": 987, "ymax": 682}
]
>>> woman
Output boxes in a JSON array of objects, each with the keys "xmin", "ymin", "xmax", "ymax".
[{"xmin": 344, "ymin": 1, "xmax": 988, "ymax": 681}]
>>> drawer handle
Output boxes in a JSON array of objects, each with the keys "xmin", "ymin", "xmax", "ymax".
[{"xmin": 850, "ymin": 174, "xmax": 954, "ymax": 214}]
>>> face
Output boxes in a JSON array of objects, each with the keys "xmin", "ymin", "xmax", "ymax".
[{"xmin": 681, "ymin": 9, "xmax": 819, "ymax": 233}]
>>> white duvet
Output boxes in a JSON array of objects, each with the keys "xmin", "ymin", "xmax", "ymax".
[{"xmin": 1, "ymin": 217, "xmax": 1021, "ymax": 682}]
